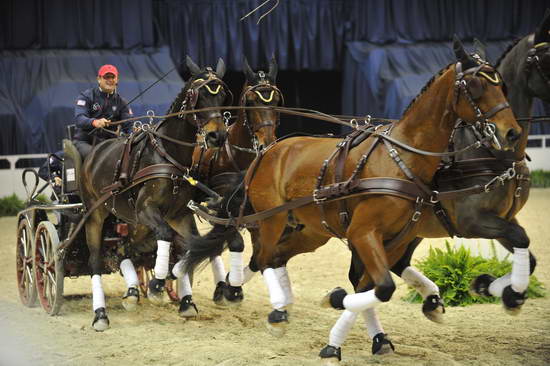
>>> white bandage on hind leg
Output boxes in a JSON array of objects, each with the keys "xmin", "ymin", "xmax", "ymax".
[
  {"xmin": 401, "ymin": 266, "xmax": 439, "ymax": 298},
  {"xmin": 488, "ymin": 273, "xmax": 511, "ymax": 297},
  {"xmin": 120, "ymin": 259, "xmax": 139, "ymax": 288},
  {"xmin": 263, "ymin": 268, "xmax": 286, "ymax": 310},
  {"xmin": 177, "ymin": 273, "xmax": 193, "ymax": 299},
  {"xmin": 210, "ymin": 256, "xmax": 226, "ymax": 284},
  {"xmin": 328, "ymin": 310, "xmax": 358, "ymax": 348},
  {"xmin": 243, "ymin": 265, "xmax": 257, "ymax": 284},
  {"xmin": 228, "ymin": 251, "xmax": 244, "ymax": 286},
  {"xmin": 91, "ymin": 274, "xmax": 106, "ymax": 311},
  {"xmin": 343, "ymin": 290, "xmax": 382, "ymax": 313},
  {"xmin": 154, "ymin": 240, "xmax": 171, "ymax": 280},
  {"xmin": 362, "ymin": 308, "xmax": 384, "ymax": 339},
  {"xmin": 511, "ymin": 247, "xmax": 530, "ymax": 293},
  {"xmin": 274, "ymin": 266, "xmax": 294, "ymax": 307},
  {"xmin": 171, "ymin": 258, "xmax": 184, "ymax": 279}
]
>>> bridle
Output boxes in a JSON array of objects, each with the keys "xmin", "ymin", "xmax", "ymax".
[
  {"xmin": 178, "ymin": 68, "xmax": 233, "ymax": 149},
  {"xmin": 238, "ymin": 70, "xmax": 284, "ymax": 152},
  {"xmin": 525, "ymin": 36, "xmax": 550, "ymax": 91},
  {"xmin": 453, "ymin": 58, "xmax": 511, "ymax": 151}
]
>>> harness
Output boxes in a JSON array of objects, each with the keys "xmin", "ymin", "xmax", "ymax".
[
  {"xmin": 525, "ymin": 35, "xmax": 550, "ymax": 91},
  {"xmin": 190, "ymin": 61, "xmax": 513, "ymax": 251}
]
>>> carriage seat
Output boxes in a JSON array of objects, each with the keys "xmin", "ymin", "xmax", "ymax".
[{"xmin": 63, "ymin": 139, "xmax": 82, "ymax": 193}]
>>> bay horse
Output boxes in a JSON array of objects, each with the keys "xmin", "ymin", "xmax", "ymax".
[
  {"xmin": 173, "ymin": 56, "xmax": 282, "ymax": 317},
  {"xmin": 327, "ymin": 13, "xmax": 550, "ymax": 357},
  {"xmin": 79, "ymin": 56, "xmax": 231, "ymax": 331},
  {"xmin": 188, "ymin": 37, "xmax": 521, "ymax": 362}
]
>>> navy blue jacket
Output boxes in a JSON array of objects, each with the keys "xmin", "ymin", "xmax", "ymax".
[{"xmin": 73, "ymin": 87, "xmax": 133, "ymax": 143}]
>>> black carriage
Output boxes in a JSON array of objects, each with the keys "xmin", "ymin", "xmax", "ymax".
[{"xmin": 15, "ymin": 137, "xmax": 178, "ymax": 315}]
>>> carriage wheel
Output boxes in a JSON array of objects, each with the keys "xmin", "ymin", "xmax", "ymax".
[
  {"xmin": 33, "ymin": 221, "xmax": 65, "ymax": 315},
  {"xmin": 16, "ymin": 218, "xmax": 37, "ymax": 307},
  {"xmin": 137, "ymin": 267, "xmax": 179, "ymax": 302}
]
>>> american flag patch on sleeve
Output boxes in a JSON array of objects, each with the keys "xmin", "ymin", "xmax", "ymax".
[{"xmin": 77, "ymin": 100, "xmax": 86, "ymax": 106}]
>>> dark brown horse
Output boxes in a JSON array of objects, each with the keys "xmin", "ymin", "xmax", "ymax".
[
  {"xmin": 173, "ymin": 57, "xmax": 282, "ymax": 316},
  {"xmin": 187, "ymin": 38, "xmax": 521, "ymax": 362},
  {"xmin": 79, "ymin": 56, "xmax": 230, "ymax": 331},
  {"xmin": 330, "ymin": 13, "xmax": 550, "ymax": 357}
]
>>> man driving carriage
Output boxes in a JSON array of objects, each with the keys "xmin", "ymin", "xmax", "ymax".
[{"xmin": 73, "ymin": 64, "xmax": 133, "ymax": 158}]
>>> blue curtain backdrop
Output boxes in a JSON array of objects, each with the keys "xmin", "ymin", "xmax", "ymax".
[
  {"xmin": 0, "ymin": 47, "xmax": 183, "ymax": 154},
  {"xmin": 0, "ymin": 0, "xmax": 549, "ymax": 154}
]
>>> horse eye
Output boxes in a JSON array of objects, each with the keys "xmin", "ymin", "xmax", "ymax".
[{"xmin": 467, "ymin": 77, "xmax": 484, "ymax": 100}]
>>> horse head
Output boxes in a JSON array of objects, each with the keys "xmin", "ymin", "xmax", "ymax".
[
  {"xmin": 525, "ymin": 9, "xmax": 550, "ymax": 103},
  {"xmin": 182, "ymin": 56, "xmax": 232, "ymax": 148},
  {"xmin": 452, "ymin": 36, "xmax": 521, "ymax": 151},
  {"xmin": 240, "ymin": 56, "xmax": 282, "ymax": 151}
]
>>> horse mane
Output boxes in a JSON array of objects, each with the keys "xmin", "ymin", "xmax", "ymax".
[
  {"xmin": 495, "ymin": 37, "xmax": 525, "ymax": 68},
  {"xmin": 166, "ymin": 76, "xmax": 195, "ymax": 115},
  {"xmin": 402, "ymin": 63, "xmax": 454, "ymax": 117}
]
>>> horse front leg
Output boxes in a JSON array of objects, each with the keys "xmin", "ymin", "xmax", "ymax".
[
  {"xmin": 137, "ymin": 205, "xmax": 174, "ymax": 305},
  {"xmin": 86, "ymin": 209, "xmax": 110, "ymax": 331},
  {"xmin": 462, "ymin": 216, "xmax": 531, "ymax": 314}
]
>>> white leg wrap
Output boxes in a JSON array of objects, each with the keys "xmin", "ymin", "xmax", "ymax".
[
  {"xmin": 154, "ymin": 240, "xmax": 171, "ymax": 280},
  {"xmin": 178, "ymin": 273, "xmax": 193, "ymax": 299},
  {"xmin": 210, "ymin": 256, "xmax": 226, "ymax": 284},
  {"xmin": 401, "ymin": 266, "xmax": 439, "ymax": 298},
  {"xmin": 274, "ymin": 266, "xmax": 294, "ymax": 307},
  {"xmin": 172, "ymin": 258, "xmax": 184, "ymax": 279},
  {"xmin": 91, "ymin": 275, "xmax": 106, "ymax": 311},
  {"xmin": 243, "ymin": 265, "xmax": 257, "ymax": 284},
  {"xmin": 343, "ymin": 290, "xmax": 382, "ymax": 313},
  {"xmin": 362, "ymin": 308, "xmax": 384, "ymax": 339},
  {"xmin": 263, "ymin": 268, "xmax": 286, "ymax": 310},
  {"xmin": 511, "ymin": 247, "xmax": 530, "ymax": 293},
  {"xmin": 488, "ymin": 273, "xmax": 511, "ymax": 297},
  {"xmin": 228, "ymin": 251, "xmax": 244, "ymax": 286},
  {"xmin": 120, "ymin": 259, "xmax": 139, "ymax": 288},
  {"xmin": 328, "ymin": 310, "xmax": 358, "ymax": 348}
]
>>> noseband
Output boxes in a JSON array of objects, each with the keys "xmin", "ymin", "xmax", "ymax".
[{"xmin": 454, "ymin": 60, "xmax": 511, "ymax": 150}]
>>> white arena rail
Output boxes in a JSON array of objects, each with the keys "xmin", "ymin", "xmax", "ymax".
[
  {"xmin": 0, "ymin": 154, "xmax": 51, "ymax": 199},
  {"xmin": 525, "ymin": 134, "xmax": 550, "ymax": 171}
]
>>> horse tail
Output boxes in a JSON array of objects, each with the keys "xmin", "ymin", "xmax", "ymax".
[{"xmin": 183, "ymin": 171, "xmax": 248, "ymax": 275}]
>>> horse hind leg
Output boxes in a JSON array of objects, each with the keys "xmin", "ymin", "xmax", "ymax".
[
  {"xmin": 223, "ymin": 231, "xmax": 246, "ymax": 305},
  {"xmin": 119, "ymin": 258, "xmax": 140, "ymax": 311},
  {"xmin": 85, "ymin": 208, "xmax": 110, "ymax": 331}
]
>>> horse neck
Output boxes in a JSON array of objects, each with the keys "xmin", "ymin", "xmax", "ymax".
[
  {"xmin": 497, "ymin": 35, "xmax": 533, "ymax": 160},
  {"xmin": 156, "ymin": 115, "xmax": 197, "ymax": 166},
  {"xmin": 391, "ymin": 68, "xmax": 457, "ymax": 180},
  {"xmin": 228, "ymin": 114, "xmax": 252, "ymax": 148}
]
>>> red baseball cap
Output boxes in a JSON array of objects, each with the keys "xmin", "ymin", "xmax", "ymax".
[{"xmin": 98, "ymin": 64, "xmax": 119, "ymax": 77}]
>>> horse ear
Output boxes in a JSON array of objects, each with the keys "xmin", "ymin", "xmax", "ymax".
[
  {"xmin": 268, "ymin": 54, "xmax": 278, "ymax": 82},
  {"xmin": 243, "ymin": 57, "xmax": 255, "ymax": 82},
  {"xmin": 453, "ymin": 35, "xmax": 469, "ymax": 63},
  {"xmin": 534, "ymin": 9, "xmax": 550, "ymax": 44},
  {"xmin": 216, "ymin": 58, "xmax": 226, "ymax": 79},
  {"xmin": 473, "ymin": 38, "xmax": 487, "ymax": 62},
  {"xmin": 186, "ymin": 55, "xmax": 201, "ymax": 76}
]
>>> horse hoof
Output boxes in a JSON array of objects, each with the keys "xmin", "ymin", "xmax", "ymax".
[
  {"xmin": 223, "ymin": 284, "xmax": 244, "ymax": 305},
  {"xmin": 319, "ymin": 345, "xmax": 341, "ymax": 364},
  {"xmin": 372, "ymin": 333, "xmax": 395, "ymax": 355},
  {"xmin": 179, "ymin": 295, "xmax": 199, "ymax": 318},
  {"xmin": 213, "ymin": 281, "xmax": 228, "ymax": 306},
  {"xmin": 320, "ymin": 287, "xmax": 347, "ymax": 310},
  {"xmin": 470, "ymin": 274, "xmax": 496, "ymax": 297},
  {"xmin": 502, "ymin": 285, "xmax": 525, "ymax": 316},
  {"xmin": 148, "ymin": 278, "xmax": 167, "ymax": 306},
  {"xmin": 92, "ymin": 307, "xmax": 110, "ymax": 332},
  {"xmin": 422, "ymin": 294, "xmax": 445, "ymax": 323},
  {"xmin": 266, "ymin": 309, "xmax": 288, "ymax": 337},
  {"xmin": 122, "ymin": 287, "xmax": 140, "ymax": 311}
]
